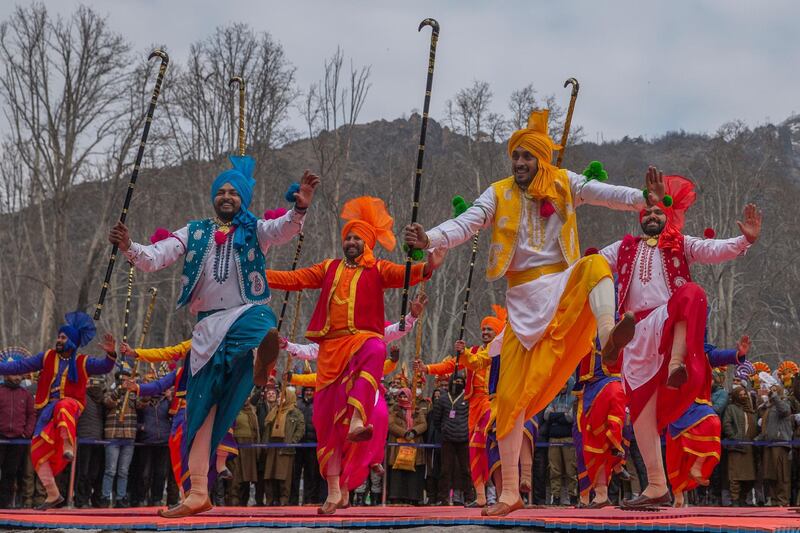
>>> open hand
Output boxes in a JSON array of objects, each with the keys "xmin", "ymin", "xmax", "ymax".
[
  {"xmin": 409, "ymin": 292, "xmax": 429, "ymax": 318},
  {"xmin": 737, "ymin": 203, "xmax": 762, "ymax": 244},
  {"xmin": 389, "ymin": 345, "xmax": 400, "ymax": 363},
  {"xmin": 412, "ymin": 359, "xmax": 425, "ymax": 375},
  {"xmin": 294, "ymin": 170, "xmax": 321, "ymax": 209},
  {"xmin": 425, "ymin": 247, "xmax": 447, "ymax": 272},
  {"xmin": 737, "ymin": 335, "xmax": 751, "ymax": 357},
  {"xmin": 99, "ymin": 333, "xmax": 116, "ymax": 354},
  {"xmin": 644, "ymin": 166, "xmax": 665, "ymax": 206}
]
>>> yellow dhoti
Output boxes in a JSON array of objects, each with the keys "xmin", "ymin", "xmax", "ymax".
[{"xmin": 496, "ymin": 255, "xmax": 611, "ymax": 440}]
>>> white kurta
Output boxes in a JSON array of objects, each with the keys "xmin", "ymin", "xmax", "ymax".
[
  {"xmin": 284, "ymin": 315, "xmax": 418, "ymax": 361},
  {"xmin": 124, "ymin": 209, "xmax": 305, "ymax": 374},
  {"xmin": 599, "ymin": 235, "xmax": 750, "ymax": 390},
  {"xmin": 427, "ymin": 171, "xmax": 645, "ymax": 350}
]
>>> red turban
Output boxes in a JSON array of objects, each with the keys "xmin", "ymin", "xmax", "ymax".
[{"xmin": 639, "ymin": 175, "xmax": 696, "ymax": 250}]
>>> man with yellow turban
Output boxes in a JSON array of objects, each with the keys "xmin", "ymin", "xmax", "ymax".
[
  {"xmin": 267, "ymin": 196, "xmax": 444, "ymax": 515},
  {"xmin": 414, "ymin": 304, "xmax": 505, "ymax": 507},
  {"xmin": 404, "ymin": 110, "xmax": 659, "ymax": 515}
]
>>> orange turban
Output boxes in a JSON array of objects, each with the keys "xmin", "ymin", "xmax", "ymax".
[
  {"xmin": 507, "ymin": 109, "xmax": 563, "ymax": 202},
  {"xmin": 480, "ymin": 304, "xmax": 507, "ymax": 334},
  {"xmin": 340, "ymin": 196, "xmax": 396, "ymax": 267}
]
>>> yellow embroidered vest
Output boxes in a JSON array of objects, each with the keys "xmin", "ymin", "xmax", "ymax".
[{"xmin": 486, "ymin": 171, "xmax": 580, "ymax": 281}]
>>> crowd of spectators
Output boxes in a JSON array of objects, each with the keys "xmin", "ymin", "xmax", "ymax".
[{"xmin": 0, "ymin": 358, "xmax": 799, "ymax": 508}]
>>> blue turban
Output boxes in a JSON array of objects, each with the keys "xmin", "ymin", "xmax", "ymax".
[
  {"xmin": 57, "ymin": 311, "xmax": 96, "ymax": 383},
  {"xmin": 210, "ymin": 155, "xmax": 259, "ymax": 250}
]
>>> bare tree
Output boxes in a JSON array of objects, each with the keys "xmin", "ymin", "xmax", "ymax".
[
  {"xmin": 303, "ymin": 47, "xmax": 371, "ymax": 256},
  {"xmin": 0, "ymin": 4, "xmax": 133, "ymax": 344}
]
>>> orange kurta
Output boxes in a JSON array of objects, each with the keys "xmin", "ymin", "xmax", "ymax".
[
  {"xmin": 268, "ymin": 260, "xmax": 425, "ymax": 390},
  {"xmin": 427, "ymin": 348, "xmax": 491, "ymax": 431}
]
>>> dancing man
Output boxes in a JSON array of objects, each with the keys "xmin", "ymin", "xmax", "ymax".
[
  {"xmin": 0, "ymin": 312, "xmax": 116, "ymax": 509},
  {"xmin": 404, "ymin": 110, "xmax": 655, "ymax": 515},
  {"xmin": 598, "ymin": 172, "xmax": 761, "ymax": 509},
  {"xmin": 108, "ymin": 155, "xmax": 319, "ymax": 516},
  {"xmin": 267, "ymin": 196, "xmax": 443, "ymax": 514},
  {"xmin": 414, "ymin": 305, "xmax": 505, "ymax": 507}
]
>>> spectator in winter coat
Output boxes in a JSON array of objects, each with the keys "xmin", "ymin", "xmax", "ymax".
[
  {"xmin": 134, "ymin": 388, "xmax": 173, "ymax": 506},
  {"xmin": 757, "ymin": 380, "xmax": 793, "ymax": 506},
  {"xmin": 432, "ymin": 372, "xmax": 472, "ymax": 505},
  {"xmin": 387, "ymin": 388, "xmax": 427, "ymax": 505},
  {"xmin": 74, "ymin": 377, "xmax": 106, "ymax": 508},
  {"xmin": 101, "ymin": 368, "xmax": 138, "ymax": 508},
  {"xmin": 722, "ymin": 386, "xmax": 758, "ymax": 506},
  {"xmin": 290, "ymin": 386, "xmax": 322, "ymax": 505},
  {"xmin": 711, "ymin": 369, "xmax": 729, "ymax": 416},
  {"xmin": 0, "ymin": 372, "xmax": 35, "ymax": 508},
  {"xmin": 263, "ymin": 388, "xmax": 305, "ymax": 505},
  {"xmin": 544, "ymin": 378, "xmax": 577, "ymax": 505},
  {"xmin": 229, "ymin": 402, "xmax": 260, "ymax": 505}
]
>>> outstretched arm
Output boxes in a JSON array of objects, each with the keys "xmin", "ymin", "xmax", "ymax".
[
  {"xmin": 266, "ymin": 261, "xmax": 328, "ymax": 291},
  {"xmin": 0, "ymin": 352, "xmax": 44, "ymax": 376},
  {"xmin": 689, "ymin": 204, "xmax": 761, "ymax": 264},
  {"xmin": 284, "ymin": 341, "xmax": 319, "ymax": 361},
  {"xmin": 133, "ymin": 370, "xmax": 177, "ymax": 397},
  {"xmin": 115, "ymin": 224, "xmax": 188, "ymax": 273},
  {"xmin": 404, "ymin": 187, "xmax": 496, "ymax": 251},
  {"xmin": 571, "ymin": 171, "xmax": 646, "ymax": 211},
  {"xmin": 123, "ymin": 339, "xmax": 192, "ymax": 363},
  {"xmin": 85, "ymin": 333, "xmax": 117, "ymax": 375}
]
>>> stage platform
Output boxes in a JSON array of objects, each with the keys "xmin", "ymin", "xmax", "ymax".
[{"xmin": 0, "ymin": 505, "xmax": 798, "ymax": 532}]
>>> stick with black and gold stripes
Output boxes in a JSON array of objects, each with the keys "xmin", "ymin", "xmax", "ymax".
[
  {"xmin": 400, "ymin": 18, "xmax": 439, "ymax": 331},
  {"xmin": 94, "ymin": 50, "xmax": 169, "ymax": 320}
]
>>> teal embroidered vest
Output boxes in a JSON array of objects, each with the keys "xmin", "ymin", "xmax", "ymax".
[{"xmin": 177, "ymin": 219, "xmax": 269, "ymax": 308}]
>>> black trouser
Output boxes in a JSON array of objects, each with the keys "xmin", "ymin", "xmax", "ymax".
[
  {"xmin": 440, "ymin": 441, "xmax": 473, "ymax": 502},
  {"xmin": 136, "ymin": 445, "xmax": 171, "ymax": 505},
  {"xmin": 0, "ymin": 442, "xmax": 27, "ymax": 508},
  {"xmin": 533, "ymin": 442, "xmax": 548, "ymax": 505},
  {"xmin": 74, "ymin": 444, "xmax": 105, "ymax": 507},
  {"xmin": 290, "ymin": 446, "xmax": 321, "ymax": 504}
]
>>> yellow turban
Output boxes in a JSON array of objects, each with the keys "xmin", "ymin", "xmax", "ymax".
[{"xmin": 507, "ymin": 109, "xmax": 563, "ymax": 201}]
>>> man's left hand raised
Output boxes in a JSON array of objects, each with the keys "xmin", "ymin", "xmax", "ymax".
[{"xmin": 294, "ymin": 170, "xmax": 321, "ymax": 210}]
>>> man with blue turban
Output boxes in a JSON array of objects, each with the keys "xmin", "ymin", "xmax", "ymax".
[
  {"xmin": 0, "ymin": 312, "xmax": 117, "ymax": 509},
  {"xmin": 109, "ymin": 155, "xmax": 320, "ymax": 517}
]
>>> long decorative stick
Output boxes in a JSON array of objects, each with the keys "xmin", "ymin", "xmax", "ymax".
[
  {"xmin": 119, "ymin": 287, "xmax": 158, "ymax": 422},
  {"xmin": 411, "ymin": 283, "xmax": 426, "ymax": 411},
  {"xmin": 122, "ymin": 264, "xmax": 135, "ymax": 344},
  {"xmin": 555, "ymin": 77, "xmax": 579, "ymax": 169},
  {"xmin": 457, "ymin": 233, "xmax": 479, "ymax": 342},
  {"xmin": 94, "ymin": 50, "xmax": 169, "ymax": 320},
  {"xmin": 400, "ymin": 18, "xmax": 440, "ymax": 331},
  {"xmin": 276, "ymin": 232, "xmax": 304, "ymax": 332},
  {"xmin": 280, "ymin": 290, "xmax": 303, "ymax": 403},
  {"xmin": 229, "ymin": 76, "xmax": 246, "ymax": 156}
]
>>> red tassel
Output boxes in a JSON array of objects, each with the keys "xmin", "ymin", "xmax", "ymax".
[
  {"xmin": 214, "ymin": 230, "xmax": 228, "ymax": 245},
  {"xmin": 150, "ymin": 227, "xmax": 172, "ymax": 244},
  {"xmin": 540, "ymin": 201, "xmax": 555, "ymax": 218},
  {"xmin": 263, "ymin": 207, "xmax": 288, "ymax": 220},
  {"xmin": 703, "ymin": 227, "xmax": 716, "ymax": 239},
  {"xmin": 584, "ymin": 247, "xmax": 599, "ymax": 256}
]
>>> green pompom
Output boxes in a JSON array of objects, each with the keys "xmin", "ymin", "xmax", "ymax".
[
  {"xmin": 403, "ymin": 243, "xmax": 426, "ymax": 261},
  {"xmin": 643, "ymin": 188, "xmax": 650, "ymax": 200},
  {"xmin": 583, "ymin": 160, "xmax": 608, "ymax": 182},
  {"xmin": 451, "ymin": 195, "xmax": 471, "ymax": 217},
  {"xmin": 662, "ymin": 194, "xmax": 673, "ymax": 207}
]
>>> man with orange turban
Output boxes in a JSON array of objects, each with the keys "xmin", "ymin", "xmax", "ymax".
[
  {"xmin": 405, "ymin": 109, "xmax": 656, "ymax": 515},
  {"xmin": 598, "ymin": 171, "xmax": 761, "ymax": 509},
  {"xmin": 414, "ymin": 305, "xmax": 505, "ymax": 507},
  {"xmin": 267, "ymin": 196, "xmax": 443, "ymax": 515}
]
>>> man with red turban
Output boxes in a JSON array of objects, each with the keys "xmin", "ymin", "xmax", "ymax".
[
  {"xmin": 405, "ymin": 110, "xmax": 656, "ymax": 515},
  {"xmin": 415, "ymin": 305, "xmax": 505, "ymax": 507},
  {"xmin": 599, "ymin": 169, "xmax": 762, "ymax": 509},
  {"xmin": 267, "ymin": 196, "xmax": 444, "ymax": 515}
]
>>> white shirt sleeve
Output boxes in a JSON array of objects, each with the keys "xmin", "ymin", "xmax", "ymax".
[
  {"xmin": 123, "ymin": 226, "xmax": 188, "ymax": 273},
  {"xmin": 256, "ymin": 208, "xmax": 305, "ymax": 253},
  {"xmin": 569, "ymin": 171, "xmax": 646, "ymax": 211},
  {"xmin": 285, "ymin": 341, "xmax": 319, "ymax": 360},
  {"xmin": 426, "ymin": 187, "xmax": 496, "ymax": 250},
  {"xmin": 383, "ymin": 315, "xmax": 418, "ymax": 344},
  {"xmin": 599, "ymin": 240, "xmax": 623, "ymax": 275},
  {"xmin": 685, "ymin": 235, "xmax": 750, "ymax": 265}
]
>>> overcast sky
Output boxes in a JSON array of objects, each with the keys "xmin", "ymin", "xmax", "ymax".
[{"xmin": 2, "ymin": 0, "xmax": 799, "ymax": 141}]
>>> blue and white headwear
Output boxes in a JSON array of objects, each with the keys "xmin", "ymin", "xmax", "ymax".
[
  {"xmin": 57, "ymin": 311, "xmax": 97, "ymax": 382},
  {"xmin": 0, "ymin": 346, "xmax": 31, "ymax": 365},
  {"xmin": 210, "ymin": 155, "xmax": 258, "ymax": 250}
]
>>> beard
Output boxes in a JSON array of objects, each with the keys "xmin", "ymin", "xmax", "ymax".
[{"xmin": 641, "ymin": 221, "xmax": 665, "ymax": 237}]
